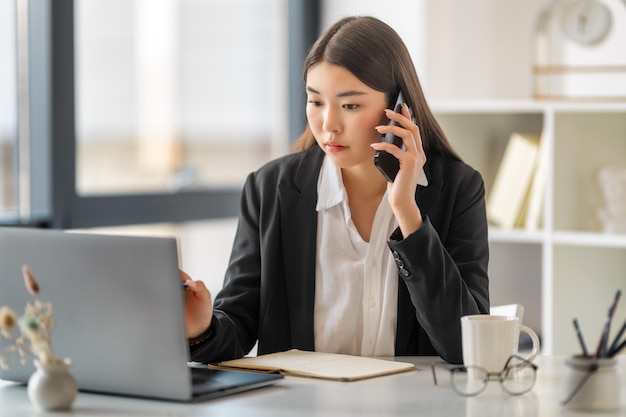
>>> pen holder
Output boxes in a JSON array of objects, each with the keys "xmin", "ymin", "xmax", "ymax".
[{"xmin": 560, "ymin": 355, "xmax": 620, "ymax": 411}]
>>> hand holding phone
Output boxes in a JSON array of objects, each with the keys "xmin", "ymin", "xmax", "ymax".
[{"xmin": 374, "ymin": 91, "xmax": 406, "ymax": 182}]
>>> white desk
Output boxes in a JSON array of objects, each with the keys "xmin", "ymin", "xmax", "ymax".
[{"xmin": 1, "ymin": 355, "xmax": 624, "ymax": 416}]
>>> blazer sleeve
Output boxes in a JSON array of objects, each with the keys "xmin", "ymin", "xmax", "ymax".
[
  {"xmin": 189, "ymin": 171, "xmax": 263, "ymax": 363},
  {"xmin": 388, "ymin": 164, "xmax": 490, "ymax": 364}
]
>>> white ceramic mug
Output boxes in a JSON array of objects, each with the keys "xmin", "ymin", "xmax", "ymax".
[{"xmin": 461, "ymin": 315, "xmax": 540, "ymax": 373}]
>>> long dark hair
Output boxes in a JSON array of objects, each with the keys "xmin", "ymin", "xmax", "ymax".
[{"xmin": 293, "ymin": 16, "xmax": 460, "ymax": 161}]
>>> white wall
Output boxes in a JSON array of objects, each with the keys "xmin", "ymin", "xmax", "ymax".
[
  {"xmin": 178, "ymin": 219, "xmax": 238, "ymax": 298},
  {"xmin": 322, "ymin": 0, "xmax": 547, "ymax": 100},
  {"xmin": 320, "ymin": 0, "xmax": 428, "ymax": 89},
  {"xmin": 426, "ymin": 0, "xmax": 548, "ymax": 100}
]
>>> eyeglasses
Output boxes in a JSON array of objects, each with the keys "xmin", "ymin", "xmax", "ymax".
[{"xmin": 431, "ymin": 355, "xmax": 538, "ymax": 397}]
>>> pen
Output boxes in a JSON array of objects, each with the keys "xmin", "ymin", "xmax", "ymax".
[
  {"xmin": 605, "ymin": 290, "xmax": 622, "ymax": 356},
  {"xmin": 607, "ymin": 319, "xmax": 626, "ymax": 357},
  {"xmin": 609, "ymin": 338, "xmax": 626, "ymax": 357},
  {"xmin": 593, "ymin": 309, "xmax": 610, "ymax": 358},
  {"xmin": 182, "ymin": 283, "xmax": 189, "ymax": 291},
  {"xmin": 572, "ymin": 318, "xmax": 589, "ymax": 357},
  {"xmin": 594, "ymin": 290, "xmax": 621, "ymax": 358}
]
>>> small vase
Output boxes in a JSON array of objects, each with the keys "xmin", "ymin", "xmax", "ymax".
[{"xmin": 27, "ymin": 358, "xmax": 78, "ymax": 411}]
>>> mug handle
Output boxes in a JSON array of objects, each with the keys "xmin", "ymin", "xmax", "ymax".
[{"xmin": 519, "ymin": 324, "xmax": 540, "ymax": 362}]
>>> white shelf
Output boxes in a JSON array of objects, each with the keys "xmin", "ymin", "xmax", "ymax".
[
  {"xmin": 488, "ymin": 227, "xmax": 544, "ymax": 244},
  {"xmin": 431, "ymin": 99, "xmax": 544, "ymax": 114},
  {"xmin": 431, "ymin": 99, "xmax": 626, "ymax": 114},
  {"xmin": 489, "ymin": 229, "xmax": 626, "ymax": 248},
  {"xmin": 434, "ymin": 101, "xmax": 626, "ymax": 355},
  {"xmin": 553, "ymin": 230, "xmax": 626, "ymax": 248}
]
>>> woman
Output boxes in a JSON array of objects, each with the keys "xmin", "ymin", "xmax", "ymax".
[{"xmin": 182, "ymin": 16, "xmax": 489, "ymax": 365}]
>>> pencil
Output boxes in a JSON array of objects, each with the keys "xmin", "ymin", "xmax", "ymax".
[
  {"xmin": 609, "ymin": 338, "xmax": 626, "ymax": 357},
  {"xmin": 605, "ymin": 290, "xmax": 622, "ymax": 356},
  {"xmin": 607, "ymin": 319, "xmax": 626, "ymax": 357},
  {"xmin": 594, "ymin": 290, "xmax": 621, "ymax": 358},
  {"xmin": 573, "ymin": 318, "xmax": 589, "ymax": 357}
]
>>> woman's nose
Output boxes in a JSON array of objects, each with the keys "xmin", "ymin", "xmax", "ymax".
[{"xmin": 322, "ymin": 108, "xmax": 341, "ymax": 133}]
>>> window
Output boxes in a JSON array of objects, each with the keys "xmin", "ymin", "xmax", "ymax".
[{"xmin": 74, "ymin": 0, "xmax": 288, "ymax": 195}]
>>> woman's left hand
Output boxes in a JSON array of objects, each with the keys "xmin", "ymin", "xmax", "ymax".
[{"xmin": 371, "ymin": 104, "xmax": 426, "ymax": 237}]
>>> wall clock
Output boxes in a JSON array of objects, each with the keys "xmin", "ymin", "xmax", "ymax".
[
  {"xmin": 560, "ymin": 0, "xmax": 613, "ymax": 45},
  {"xmin": 533, "ymin": 0, "xmax": 626, "ymax": 101}
]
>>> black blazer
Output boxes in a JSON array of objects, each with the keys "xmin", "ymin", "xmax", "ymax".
[{"xmin": 190, "ymin": 145, "xmax": 489, "ymax": 364}]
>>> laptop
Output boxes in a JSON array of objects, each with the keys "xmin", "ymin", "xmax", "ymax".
[{"xmin": 0, "ymin": 227, "xmax": 282, "ymax": 402}]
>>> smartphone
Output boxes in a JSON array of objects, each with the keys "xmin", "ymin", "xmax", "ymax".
[{"xmin": 373, "ymin": 91, "xmax": 406, "ymax": 182}]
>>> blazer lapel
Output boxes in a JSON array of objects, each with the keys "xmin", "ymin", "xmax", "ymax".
[{"xmin": 278, "ymin": 147, "xmax": 324, "ymax": 350}]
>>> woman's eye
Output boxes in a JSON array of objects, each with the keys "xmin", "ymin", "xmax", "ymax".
[
  {"xmin": 343, "ymin": 104, "xmax": 359, "ymax": 110},
  {"xmin": 307, "ymin": 100, "xmax": 322, "ymax": 107}
]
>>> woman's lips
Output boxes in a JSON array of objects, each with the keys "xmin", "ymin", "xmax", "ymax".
[{"xmin": 324, "ymin": 142, "xmax": 347, "ymax": 152}]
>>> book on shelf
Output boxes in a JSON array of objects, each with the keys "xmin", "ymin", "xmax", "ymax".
[
  {"xmin": 211, "ymin": 349, "xmax": 417, "ymax": 381},
  {"xmin": 522, "ymin": 130, "xmax": 548, "ymax": 231},
  {"xmin": 487, "ymin": 132, "xmax": 542, "ymax": 229}
]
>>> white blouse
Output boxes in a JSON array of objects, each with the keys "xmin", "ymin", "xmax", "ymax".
[{"xmin": 313, "ymin": 157, "xmax": 400, "ymax": 357}]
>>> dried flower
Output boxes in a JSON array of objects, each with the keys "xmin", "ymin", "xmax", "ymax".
[
  {"xmin": 0, "ymin": 265, "xmax": 58, "ymax": 369},
  {"xmin": 0, "ymin": 306, "xmax": 17, "ymax": 338},
  {"xmin": 22, "ymin": 265, "xmax": 40, "ymax": 296}
]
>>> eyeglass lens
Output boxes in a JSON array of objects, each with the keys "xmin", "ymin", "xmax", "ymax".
[
  {"xmin": 501, "ymin": 356, "xmax": 536, "ymax": 395},
  {"xmin": 451, "ymin": 357, "xmax": 536, "ymax": 396},
  {"xmin": 451, "ymin": 367, "xmax": 488, "ymax": 396}
]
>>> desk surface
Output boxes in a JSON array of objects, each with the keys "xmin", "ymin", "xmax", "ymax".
[{"xmin": 1, "ymin": 355, "xmax": 624, "ymax": 416}]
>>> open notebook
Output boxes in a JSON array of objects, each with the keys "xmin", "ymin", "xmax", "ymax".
[
  {"xmin": 0, "ymin": 227, "xmax": 282, "ymax": 402},
  {"xmin": 214, "ymin": 349, "xmax": 417, "ymax": 381}
]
